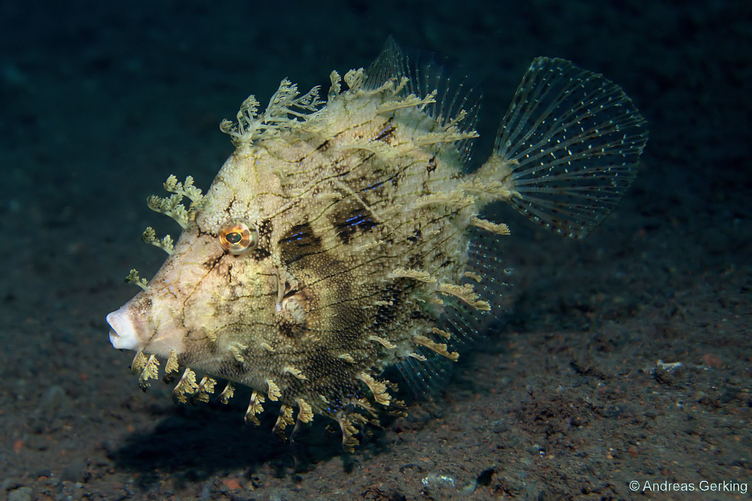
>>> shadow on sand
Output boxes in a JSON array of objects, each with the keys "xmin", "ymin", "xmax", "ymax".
[{"xmin": 110, "ymin": 388, "xmax": 389, "ymax": 487}]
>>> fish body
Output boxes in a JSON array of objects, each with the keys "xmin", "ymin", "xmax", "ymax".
[{"xmin": 106, "ymin": 40, "xmax": 647, "ymax": 449}]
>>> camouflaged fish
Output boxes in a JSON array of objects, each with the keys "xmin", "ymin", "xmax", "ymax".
[{"xmin": 106, "ymin": 39, "xmax": 647, "ymax": 450}]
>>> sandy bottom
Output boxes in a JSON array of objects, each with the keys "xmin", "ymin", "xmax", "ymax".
[{"xmin": 1, "ymin": 1, "xmax": 749, "ymax": 500}]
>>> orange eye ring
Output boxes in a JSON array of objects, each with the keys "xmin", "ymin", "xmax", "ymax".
[{"xmin": 219, "ymin": 220, "xmax": 257, "ymax": 255}]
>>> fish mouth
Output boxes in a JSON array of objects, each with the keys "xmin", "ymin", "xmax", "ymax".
[{"xmin": 106, "ymin": 307, "xmax": 141, "ymax": 351}]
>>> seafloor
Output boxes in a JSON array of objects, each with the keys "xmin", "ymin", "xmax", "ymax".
[{"xmin": 1, "ymin": 1, "xmax": 750, "ymax": 500}]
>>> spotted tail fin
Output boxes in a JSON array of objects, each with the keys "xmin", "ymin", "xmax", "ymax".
[{"xmin": 471, "ymin": 57, "xmax": 648, "ymax": 238}]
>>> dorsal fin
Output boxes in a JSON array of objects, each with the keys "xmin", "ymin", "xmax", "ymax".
[{"xmin": 365, "ymin": 37, "xmax": 481, "ymax": 168}]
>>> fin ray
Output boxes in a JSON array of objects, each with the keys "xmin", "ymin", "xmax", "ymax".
[
  {"xmin": 491, "ymin": 57, "xmax": 648, "ymax": 237},
  {"xmin": 365, "ymin": 37, "xmax": 481, "ymax": 168}
]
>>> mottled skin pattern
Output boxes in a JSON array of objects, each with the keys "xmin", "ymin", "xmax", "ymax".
[
  {"xmin": 180, "ymin": 99, "xmax": 472, "ymax": 406},
  {"xmin": 112, "ymin": 65, "xmax": 493, "ymax": 444},
  {"xmin": 107, "ymin": 41, "xmax": 647, "ymax": 448}
]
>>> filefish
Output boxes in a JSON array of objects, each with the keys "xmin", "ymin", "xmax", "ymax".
[{"xmin": 106, "ymin": 39, "xmax": 647, "ymax": 450}]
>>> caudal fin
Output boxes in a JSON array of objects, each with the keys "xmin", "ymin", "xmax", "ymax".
[{"xmin": 472, "ymin": 57, "xmax": 648, "ymax": 238}]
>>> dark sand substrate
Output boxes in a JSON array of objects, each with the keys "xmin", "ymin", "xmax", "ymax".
[{"xmin": 1, "ymin": 1, "xmax": 749, "ymax": 499}]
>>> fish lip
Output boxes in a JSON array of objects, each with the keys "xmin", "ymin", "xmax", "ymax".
[{"xmin": 106, "ymin": 308, "xmax": 142, "ymax": 351}]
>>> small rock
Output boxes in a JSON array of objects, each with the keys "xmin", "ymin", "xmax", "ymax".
[
  {"xmin": 24, "ymin": 435, "xmax": 48, "ymax": 451},
  {"xmin": 34, "ymin": 468, "xmax": 52, "ymax": 478},
  {"xmin": 492, "ymin": 418, "xmax": 509, "ymax": 433},
  {"xmin": 7, "ymin": 486, "xmax": 32, "ymax": 501},
  {"xmin": 34, "ymin": 385, "xmax": 67, "ymax": 423},
  {"xmin": 1, "ymin": 478, "xmax": 22, "ymax": 491},
  {"xmin": 477, "ymin": 467, "xmax": 495, "ymax": 486}
]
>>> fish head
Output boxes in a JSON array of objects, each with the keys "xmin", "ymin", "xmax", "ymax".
[{"xmin": 106, "ymin": 154, "xmax": 282, "ymax": 373}]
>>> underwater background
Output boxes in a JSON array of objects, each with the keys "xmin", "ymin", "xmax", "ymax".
[{"xmin": 1, "ymin": 0, "xmax": 750, "ymax": 499}]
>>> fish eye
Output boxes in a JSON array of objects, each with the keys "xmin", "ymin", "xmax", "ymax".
[{"xmin": 219, "ymin": 220, "xmax": 257, "ymax": 255}]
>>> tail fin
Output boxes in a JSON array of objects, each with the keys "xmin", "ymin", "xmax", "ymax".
[{"xmin": 471, "ymin": 57, "xmax": 648, "ymax": 238}]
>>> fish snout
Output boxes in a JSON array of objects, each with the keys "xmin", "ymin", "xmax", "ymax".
[{"xmin": 106, "ymin": 306, "xmax": 142, "ymax": 351}]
